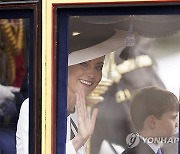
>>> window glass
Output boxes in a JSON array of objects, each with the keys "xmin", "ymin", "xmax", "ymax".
[
  {"xmin": 0, "ymin": 18, "xmax": 29, "ymax": 153},
  {"xmin": 64, "ymin": 14, "xmax": 180, "ymax": 154}
]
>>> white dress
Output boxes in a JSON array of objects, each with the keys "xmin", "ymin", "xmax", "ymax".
[
  {"xmin": 16, "ymin": 98, "xmax": 29, "ymax": 154},
  {"xmin": 16, "ymin": 98, "xmax": 86, "ymax": 154},
  {"xmin": 66, "ymin": 111, "xmax": 86, "ymax": 154}
]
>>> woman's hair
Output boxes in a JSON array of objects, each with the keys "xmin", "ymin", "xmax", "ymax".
[{"xmin": 130, "ymin": 86, "xmax": 179, "ymax": 131}]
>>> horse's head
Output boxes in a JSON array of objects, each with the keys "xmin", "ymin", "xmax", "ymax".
[{"xmin": 90, "ymin": 36, "xmax": 166, "ymax": 154}]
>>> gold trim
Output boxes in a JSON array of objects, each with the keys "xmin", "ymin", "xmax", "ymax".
[
  {"xmin": 42, "ymin": 1, "xmax": 52, "ymax": 154},
  {"xmin": 115, "ymin": 89, "xmax": 131, "ymax": 103},
  {"xmin": 117, "ymin": 55, "xmax": 153, "ymax": 74}
]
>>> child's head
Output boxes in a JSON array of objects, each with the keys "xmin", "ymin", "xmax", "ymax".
[{"xmin": 130, "ymin": 86, "xmax": 179, "ymax": 137}]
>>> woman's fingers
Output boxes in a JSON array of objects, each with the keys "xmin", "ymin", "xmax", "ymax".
[
  {"xmin": 76, "ymin": 92, "xmax": 81, "ymax": 116},
  {"xmin": 78, "ymin": 92, "xmax": 83, "ymax": 116},
  {"xmin": 76, "ymin": 91, "xmax": 87, "ymax": 117},
  {"xmin": 75, "ymin": 91, "xmax": 98, "ymax": 138},
  {"xmin": 80, "ymin": 91, "xmax": 87, "ymax": 117},
  {"xmin": 90, "ymin": 108, "xmax": 98, "ymax": 127}
]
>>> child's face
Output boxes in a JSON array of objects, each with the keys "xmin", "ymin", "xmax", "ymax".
[{"xmin": 155, "ymin": 111, "xmax": 178, "ymax": 138}]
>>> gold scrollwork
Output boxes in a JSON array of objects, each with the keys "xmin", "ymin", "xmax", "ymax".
[
  {"xmin": 117, "ymin": 55, "xmax": 153, "ymax": 75},
  {"xmin": 115, "ymin": 89, "xmax": 131, "ymax": 103},
  {"xmin": 0, "ymin": 19, "xmax": 24, "ymax": 85}
]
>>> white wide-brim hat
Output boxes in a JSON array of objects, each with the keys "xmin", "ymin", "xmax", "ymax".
[{"xmin": 68, "ymin": 17, "xmax": 127, "ymax": 66}]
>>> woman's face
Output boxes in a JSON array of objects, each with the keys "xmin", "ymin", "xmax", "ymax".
[{"xmin": 68, "ymin": 56, "xmax": 105, "ymax": 97}]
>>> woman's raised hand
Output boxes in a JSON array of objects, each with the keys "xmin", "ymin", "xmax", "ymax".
[
  {"xmin": 76, "ymin": 91, "xmax": 98, "ymax": 141},
  {"xmin": 72, "ymin": 91, "xmax": 98, "ymax": 152}
]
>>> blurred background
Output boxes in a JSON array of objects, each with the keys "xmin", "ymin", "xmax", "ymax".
[
  {"xmin": 80, "ymin": 15, "xmax": 180, "ymax": 154},
  {"xmin": 149, "ymin": 31, "xmax": 180, "ymax": 98}
]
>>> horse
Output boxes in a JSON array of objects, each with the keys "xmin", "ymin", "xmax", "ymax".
[{"xmin": 90, "ymin": 36, "xmax": 167, "ymax": 154}]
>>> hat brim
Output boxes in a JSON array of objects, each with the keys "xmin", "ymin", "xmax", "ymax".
[{"xmin": 68, "ymin": 30, "xmax": 127, "ymax": 66}]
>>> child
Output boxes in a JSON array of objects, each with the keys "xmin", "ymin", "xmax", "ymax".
[{"xmin": 122, "ymin": 86, "xmax": 179, "ymax": 154}]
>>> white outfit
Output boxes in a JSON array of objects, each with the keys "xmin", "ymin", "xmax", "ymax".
[
  {"xmin": 16, "ymin": 98, "xmax": 29, "ymax": 154},
  {"xmin": 16, "ymin": 99, "xmax": 86, "ymax": 154},
  {"xmin": 66, "ymin": 111, "xmax": 86, "ymax": 154}
]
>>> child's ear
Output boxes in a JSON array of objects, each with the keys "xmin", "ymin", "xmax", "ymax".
[{"xmin": 146, "ymin": 115, "xmax": 156, "ymax": 129}]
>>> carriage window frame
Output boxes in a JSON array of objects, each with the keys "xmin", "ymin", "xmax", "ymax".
[
  {"xmin": 54, "ymin": 2, "xmax": 180, "ymax": 154},
  {"xmin": 0, "ymin": 3, "xmax": 41, "ymax": 154},
  {"xmin": 0, "ymin": 0, "xmax": 38, "ymax": 4}
]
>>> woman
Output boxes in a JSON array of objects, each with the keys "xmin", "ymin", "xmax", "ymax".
[
  {"xmin": 66, "ymin": 56, "xmax": 105, "ymax": 153},
  {"xmin": 66, "ymin": 17, "xmax": 127, "ymax": 153},
  {"xmin": 16, "ymin": 17, "xmax": 127, "ymax": 154}
]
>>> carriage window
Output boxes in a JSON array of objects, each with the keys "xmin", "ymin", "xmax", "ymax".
[
  {"xmin": 57, "ymin": 9, "xmax": 180, "ymax": 154},
  {"xmin": 0, "ymin": 18, "xmax": 29, "ymax": 153}
]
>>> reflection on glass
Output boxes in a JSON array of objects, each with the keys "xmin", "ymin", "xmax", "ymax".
[
  {"xmin": 66, "ymin": 15, "xmax": 180, "ymax": 154},
  {"xmin": 0, "ymin": 18, "xmax": 29, "ymax": 154}
]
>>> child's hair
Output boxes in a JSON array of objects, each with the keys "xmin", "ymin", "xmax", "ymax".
[{"xmin": 130, "ymin": 86, "xmax": 179, "ymax": 131}]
